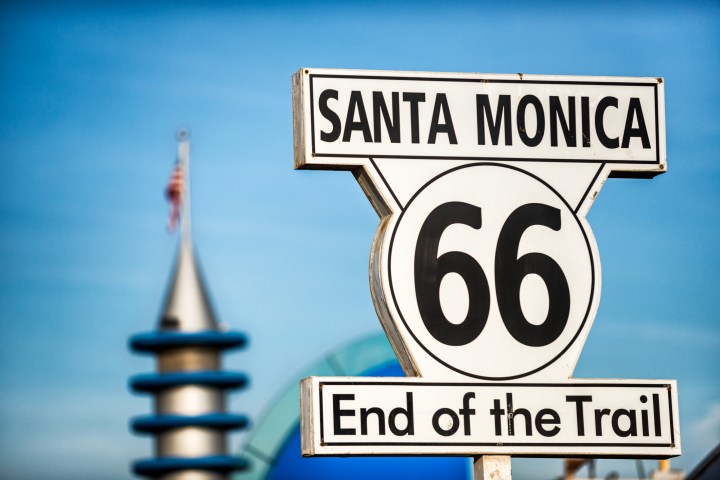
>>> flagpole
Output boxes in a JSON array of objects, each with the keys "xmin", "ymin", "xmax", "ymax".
[{"xmin": 177, "ymin": 128, "xmax": 192, "ymax": 244}]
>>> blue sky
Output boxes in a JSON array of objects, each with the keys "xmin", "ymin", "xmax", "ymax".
[{"xmin": 0, "ymin": 1, "xmax": 718, "ymax": 479}]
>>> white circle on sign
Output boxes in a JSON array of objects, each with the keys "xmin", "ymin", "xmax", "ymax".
[{"xmin": 388, "ymin": 163, "xmax": 596, "ymax": 380}]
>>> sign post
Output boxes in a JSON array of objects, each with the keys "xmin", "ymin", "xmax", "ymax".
[
  {"xmin": 474, "ymin": 455, "xmax": 511, "ymax": 480},
  {"xmin": 293, "ymin": 68, "xmax": 679, "ymax": 478}
]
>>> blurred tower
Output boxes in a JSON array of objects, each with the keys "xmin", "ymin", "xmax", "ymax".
[{"xmin": 129, "ymin": 130, "xmax": 250, "ymax": 479}]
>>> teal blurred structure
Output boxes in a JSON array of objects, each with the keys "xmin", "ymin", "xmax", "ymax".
[{"xmin": 236, "ymin": 334, "xmax": 471, "ymax": 480}]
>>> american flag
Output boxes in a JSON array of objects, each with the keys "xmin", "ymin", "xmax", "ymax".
[{"xmin": 165, "ymin": 163, "xmax": 184, "ymax": 231}]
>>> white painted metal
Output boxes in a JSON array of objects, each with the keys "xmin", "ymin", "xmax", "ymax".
[
  {"xmin": 301, "ymin": 377, "xmax": 681, "ymax": 457},
  {"xmin": 293, "ymin": 68, "xmax": 668, "ymax": 383},
  {"xmin": 474, "ymin": 455, "xmax": 511, "ymax": 480},
  {"xmin": 386, "ymin": 163, "xmax": 597, "ymax": 380},
  {"xmin": 293, "ymin": 68, "xmax": 679, "ymax": 468},
  {"xmin": 300, "ymin": 72, "xmax": 663, "ymax": 168},
  {"xmin": 294, "ymin": 68, "xmax": 666, "ymax": 176}
]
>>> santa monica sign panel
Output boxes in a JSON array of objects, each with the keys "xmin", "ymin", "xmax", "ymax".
[{"xmin": 296, "ymin": 69, "xmax": 664, "ymax": 168}]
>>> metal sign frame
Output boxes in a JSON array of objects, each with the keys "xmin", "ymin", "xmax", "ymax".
[
  {"xmin": 292, "ymin": 68, "xmax": 678, "ymax": 462},
  {"xmin": 301, "ymin": 377, "xmax": 680, "ymax": 458}
]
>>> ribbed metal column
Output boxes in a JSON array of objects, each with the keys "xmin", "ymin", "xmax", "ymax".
[
  {"xmin": 129, "ymin": 133, "xmax": 249, "ymax": 479},
  {"xmin": 129, "ymin": 242, "xmax": 250, "ymax": 479}
]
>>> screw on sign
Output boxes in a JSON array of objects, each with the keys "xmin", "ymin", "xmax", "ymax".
[{"xmin": 293, "ymin": 69, "xmax": 679, "ymax": 479}]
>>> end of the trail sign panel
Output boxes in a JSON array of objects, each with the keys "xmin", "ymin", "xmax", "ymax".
[
  {"xmin": 293, "ymin": 68, "xmax": 678, "ymax": 459},
  {"xmin": 301, "ymin": 378, "xmax": 680, "ymax": 458}
]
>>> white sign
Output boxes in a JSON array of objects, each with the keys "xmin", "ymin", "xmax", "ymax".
[
  {"xmin": 294, "ymin": 68, "xmax": 667, "ymax": 381},
  {"xmin": 387, "ymin": 162, "xmax": 595, "ymax": 380},
  {"xmin": 295, "ymin": 69, "xmax": 665, "ymax": 170},
  {"xmin": 293, "ymin": 68, "xmax": 678, "ymax": 458},
  {"xmin": 301, "ymin": 378, "xmax": 681, "ymax": 457}
]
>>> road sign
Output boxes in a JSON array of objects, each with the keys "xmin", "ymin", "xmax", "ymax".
[
  {"xmin": 301, "ymin": 378, "xmax": 680, "ymax": 458},
  {"xmin": 387, "ymin": 162, "xmax": 595, "ymax": 380},
  {"xmin": 295, "ymin": 69, "xmax": 665, "ymax": 172},
  {"xmin": 293, "ymin": 68, "xmax": 678, "ymax": 459},
  {"xmin": 294, "ymin": 68, "xmax": 666, "ymax": 381}
]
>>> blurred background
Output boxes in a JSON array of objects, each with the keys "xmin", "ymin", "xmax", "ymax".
[{"xmin": 0, "ymin": 1, "xmax": 718, "ymax": 479}]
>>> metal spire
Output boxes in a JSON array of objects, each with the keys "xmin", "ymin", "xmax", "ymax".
[
  {"xmin": 158, "ymin": 129, "xmax": 218, "ymax": 333},
  {"xmin": 158, "ymin": 242, "xmax": 219, "ymax": 332},
  {"xmin": 130, "ymin": 130, "xmax": 250, "ymax": 480}
]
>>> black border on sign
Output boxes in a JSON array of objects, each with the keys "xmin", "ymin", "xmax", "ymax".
[
  {"xmin": 317, "ymin": 381, "xmax": 676, "ymax": 449},
  {"xmin": 387, "ymin": 163, "xmax": 596, "ymax": 380},
  {"xmin": 308, "ymin": 74, "xmax": 661, "ymax": 165}
]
